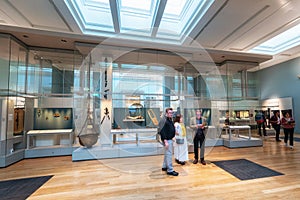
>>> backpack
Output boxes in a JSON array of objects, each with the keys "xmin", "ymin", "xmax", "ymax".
[{"xmin": 255, "ymin": 113, "xmax": 264, "ymax": 124}]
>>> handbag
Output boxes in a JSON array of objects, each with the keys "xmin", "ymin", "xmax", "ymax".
[
  {"xmin": 176, "ymin": 138, "xmax": 184, "ymax": 144},
  {"xmin": 156, "ymin": 132, "xmax": 163, "ymax": 145}
]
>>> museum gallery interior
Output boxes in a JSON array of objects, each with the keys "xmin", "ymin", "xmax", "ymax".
[{"xmin": 0, "ymin": 0, "xmax": 300, "ymax": 199}]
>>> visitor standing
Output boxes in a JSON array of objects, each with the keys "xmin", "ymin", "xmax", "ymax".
[
  {"xmin": 281, "ymin": 112, "xmax": 295, "ymax": 149},
  {"xmin": 174, "ymin": 114, "xmax": 188, "ymax": 165},
  {"xmin": 158, "ymin": 108, "xmax": 179, "ymax": 176},
  {"xmin": 270, "ymin": 111, "xmax": 281, "ymax": 142},
  {"xmin": 190, "ymin": 109, "xmax": 207, "ymax": 165}
]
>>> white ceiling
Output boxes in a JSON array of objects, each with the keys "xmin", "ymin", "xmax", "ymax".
[{"xmin": 0, "ymin": 0, "xmax": 300, "ymax": 71}]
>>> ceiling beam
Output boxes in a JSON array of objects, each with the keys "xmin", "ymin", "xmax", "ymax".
[
  {"xmin": 186, "ymin": 0, "xmax": 229, "ymax": 45},
  {"xmin": 109, "ymin": 0, "xmax": 120, "ymax": 33},
  {"xmin": 151, "ymin": 0, "xmax": 167, "ymax": 37}
]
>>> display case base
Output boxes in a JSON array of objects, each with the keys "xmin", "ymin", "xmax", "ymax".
[
  {"xmin": 72, "ymin": 142, "xmax": 164, "ymax": 161},
  {"xmin": 205, "ymin": 138, "xmax": 224, "ymax": 146},
  {"xmin": 0, "ymin": 150, "xmax": 24, "ymax": 168},
  {"xmin": 223, "ymin": 135, "xmax": 263, "ymax": 148},
  {"xmin": 187, "ymin": 138, "xmax": 224, "ymax": 153},
  {"xmin": 25, "ymin": 146, "xmax": 73, "ymax": 158}
]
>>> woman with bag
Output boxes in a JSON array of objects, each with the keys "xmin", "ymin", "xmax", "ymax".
[{"xmin": 174, "ymin": 114, "xmax": 188, "ymax": 165}]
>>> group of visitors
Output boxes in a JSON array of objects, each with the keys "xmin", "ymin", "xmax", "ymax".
[
  {"xmin": 159, "ymin": 108, "xmax": 296, "ymax": 177},
  {"xmin": 158, "ymin": 108, "xmax": 207, "ymax": 176},
  {"xmin": 256, "ymin": 110, "xmax": 295, "ymax": 149}
]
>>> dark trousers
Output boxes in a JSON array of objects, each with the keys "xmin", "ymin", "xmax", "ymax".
[
  {"xmin": 193, "ymin": 129, "xmax": 205, "ymax": 161},
  {"xmin": 257, "ymin": 123, "xmax": 266, "ymax": 136},
  {"xmin": 284, "ymin": 128, "xmax": 294, "ymax": 146},
  {"xmin": 272, "ymin": 124, "xmax": 281, "ymax": 141}
]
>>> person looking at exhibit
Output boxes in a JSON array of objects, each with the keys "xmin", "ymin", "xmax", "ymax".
[
  {"xmin": 281, "ymin": 112, "xmax": 295, "ymax": 149},
  {"xmin": 255, "ymin": 111, "xmax": 267, "ymax": 136},
  {"xmin": 174, "ymin": 114, "xmax": 188, "ymax": 165},
  {"xmin": 270, "ymin": 111, "xmax": 281, "ymax": 142},
  {"xmin": 158, "ymin": 107, "xmax": 179, "ymax": 176},
  {"xmin": 190, "ymin": 109, "xmax": 207, "ymax": 165}
]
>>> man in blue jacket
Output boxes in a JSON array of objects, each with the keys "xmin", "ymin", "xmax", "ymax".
[{"xmin": 255, "ymin": 111, "xmax": 267, "ymax": 136}]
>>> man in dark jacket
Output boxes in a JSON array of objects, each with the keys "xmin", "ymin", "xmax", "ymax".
[
  {"xmin": 190, "ymin": 109, "xmax": 207, "ymax": 165},
  {"xmin": 270, "ymin": 111, "xmax": 281, "ymax": 141},
  {"xmin": 158, "ymin": 107, "xmax": 178, "ymax": 176}
]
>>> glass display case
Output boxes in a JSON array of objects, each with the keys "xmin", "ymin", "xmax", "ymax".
[
  {"xmin": 0, "ymin": 33, "xmax": 82, "ymax": 166},
  {"xmin": 0, "ymin": 34, "xmax": 27, "ymax": 167}
]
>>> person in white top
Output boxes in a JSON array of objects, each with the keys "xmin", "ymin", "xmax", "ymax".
[{"xmin": 174, "ymin": 114, "xmax": 188, "ymax": 165}]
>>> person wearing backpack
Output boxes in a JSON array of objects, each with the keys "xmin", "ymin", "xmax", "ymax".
[{"xmin": 255, "ymin": 111, "xmax": 267, "ymax": 136}]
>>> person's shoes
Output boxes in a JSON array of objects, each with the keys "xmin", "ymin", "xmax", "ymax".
[
  {"xmin": 175, "ymin": 159, "xmax": 180, "ymax": 164},
  {"xmin": 285, "ymin": 143, "xmax": 288, "ymax": 147},
  {"xmin": 200, "ymin": 160, "xmax": 206, "ymax": 165},
  {"xmin": 290, "ymin": 146, "xmax": 294, "ymax": 150},
  {"xmin": 276, "ymin": 139, "xmax": 281, "ymax": 142},
  {"xmin": 179, "ymin": 161, "xmax": 185, "ymax": 165},
  {"xmin": 162, "ymin": 167, "xmax": 167, "ymax": 171},
  {"xmin": 263, "ymin": 134, "xmax": 267, "ymax": 136},
  {"xmin": 193, "ymin": 159, "xmax": 198, "ymax": 164},
  {"xmin": 167, "ymin": 171, "xmax": 179, "ymax": 176}
]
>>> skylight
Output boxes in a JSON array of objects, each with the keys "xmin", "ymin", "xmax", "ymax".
[
  {"xmin": 119, "ymin": 0, "xmax": 157, "ymax": 35},
  {"xmin": 67, "ymin": 0, "xmax": 114, "ymax": 34},
  {"xmin": 65, "ymin": 0, "xmax": 215, "ymax": 44},
  {"xmin": 157, "ymin": 0, "xmax": 214, "ymax": 40},
  {"xmin": 249, "ymin": 23, "xmax": 300, "ymax": 55}
]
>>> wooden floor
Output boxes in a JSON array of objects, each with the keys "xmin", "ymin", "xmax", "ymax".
[{"xmin": 1, "ymin": 136, "xmax": 300, "ymax": 200}]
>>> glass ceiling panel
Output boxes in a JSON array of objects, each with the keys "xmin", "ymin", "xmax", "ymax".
[
  {"xmin": 249, "ymin": 23, "xmax": 300, "ymax": 55},
  {"xmin": 157, "ymin": 0, "xmax": 215, "ymax": 40},
  {"xmin": 164, "ymin": 0, "xmax": 187, "ymax": 16},
  {"xmin": 68, "ymin": 0, "xmax": 114, "ymax": 33},
  {"xmin": 119, "ymin": 0, "xmax": 157, "ymax": 35}
]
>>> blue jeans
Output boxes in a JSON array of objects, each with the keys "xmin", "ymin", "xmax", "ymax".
[{"xmin": 162, "ymin": 140, "xmax": 174, "ymax": 172}]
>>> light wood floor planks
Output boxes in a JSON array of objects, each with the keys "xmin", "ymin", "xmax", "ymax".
[{"xmin": 1, "ymin": 136, "xmax": 300, "ymax": 200}]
